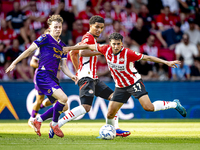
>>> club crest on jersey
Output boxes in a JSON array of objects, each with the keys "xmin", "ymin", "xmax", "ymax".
[
  {"xmin": 89, "ymin": 89, "xmax": 94, "ymax": 94},
  {"xmin": 37, "ymin": 36, "xmax": 43, "ymax": 41},
  {"xmin": 135, "ymin": 52, "xmax": 141, "ymax": 56},
  {"xmin": 83, "ymin": 38, "xmax": 88, "ymax": 43},
  {"xmin": 119, "ymin": 58, "xmax": 125, "ymax": 62}
]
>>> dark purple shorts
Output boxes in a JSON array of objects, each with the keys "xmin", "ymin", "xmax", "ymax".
[{"xmin": 36, "ymin": 70, "xmax": 62, "ymax": 103}]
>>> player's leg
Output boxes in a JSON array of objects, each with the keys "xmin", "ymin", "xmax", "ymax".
[
  {"xmin": 139, "ymin": 95, "xmax": 186, "ymax": 117},
  {"xmin": 49, "ymin": 77, "xmax": 95, "ymax": 138},
  {"xmin": 133, "ymin": 79, "xmax": 186, "ymax": 117},
  {"xmin": 49, "ymin": 88, "xmax": 68, "ymax": 137},
  {"xmin": 59, "ymin": 77, "xmax": 96, "ymax": 124},
  {"xmin": 33, "ymin": 88, "xmax": 68, "ymax": 137},
  {"xmin": 40, "ymin": 98, "xmax": 52, "ymax": 108},
  {"xmin": 96, "ymin": 80, "xmax": 130, "ymax": 137},
  {"xmin": 58, "ymin": 77, "xmax": 95, "ymax": 126},
  {"xmin": 28, "ymin": 94, "xmax": 45, "ymax": 128}
]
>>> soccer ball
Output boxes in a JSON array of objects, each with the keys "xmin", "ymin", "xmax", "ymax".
[{"xmin": 99, "ymin": 124, "xmax": 116, "ymax": 140}]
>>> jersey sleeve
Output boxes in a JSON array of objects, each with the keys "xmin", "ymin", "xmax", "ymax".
[
  {"xmin": 33, "ymin": 48, "xmax": 40, "ymax": 60},
  {"xmin": 33, "ymin": 34, "xmax": 49, "ymax": 48},
  {"xmin": 127, "ymin": 49, "xmax": 143, "ymax": 62},
  {"xmin": 96, "ymin": 44, "xmax": 110, "ymax": 55},
  {"xmin": 82, "ymin": 34, "xmax": 95, "ymax": 44}
]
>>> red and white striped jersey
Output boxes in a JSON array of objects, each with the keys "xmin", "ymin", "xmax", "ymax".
[
  {"xmin": 0, "ymin": 29, "xmax": 17, "ymax": 47},
  {"xmin": 96, "ymin": 44, "xmax": 143, "ymax": 88},
  {"xmin": 77, "ymin": 32, "xmax": 98, "ymax": 79}
]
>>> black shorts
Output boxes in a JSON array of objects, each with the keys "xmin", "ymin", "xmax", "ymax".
[
  {"xmin": 77, "ymin": 77, "xmax": 113, "ymax": 105},
  {"xmin": 111, "ymin": 79, "xmax": 148, "ymax": 103}
]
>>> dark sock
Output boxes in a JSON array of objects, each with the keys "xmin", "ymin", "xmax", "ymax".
[{"xmin": 52, "ymin": 101, "xmax": 65, "ymax": 122}]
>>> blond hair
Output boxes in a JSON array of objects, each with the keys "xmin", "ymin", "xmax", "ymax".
[{"xmin": 47, "ymin": 15, "xmax": 63, "ymax": 26}]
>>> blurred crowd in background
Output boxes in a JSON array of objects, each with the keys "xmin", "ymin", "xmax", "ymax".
[{"xmin": 0, "ymin": 0, "xmax": 200, "ymax": 82}]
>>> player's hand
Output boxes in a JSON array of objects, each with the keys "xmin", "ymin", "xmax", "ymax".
[
  {"xmin": 166, "ymin": 60, "xmax": 181, "ymax": 68},
  {"xmin": 71, "ymin": 75, "xmax": 78, "ymax": 84},
  {"xmin": 63, "ymin": 47, "xmax": 71, "ymax": 54},
  {"xmin": 5, "ymin": 63, "xmax": 16, "ymax": 73}
]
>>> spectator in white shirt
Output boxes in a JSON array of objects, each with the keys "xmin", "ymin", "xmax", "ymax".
[
  {"xmin": 175, "ymin": 33, "xmax": 199, "ymax": 66},
  {"xmin": 184, "ymin": 18, "xmax": 200, "ymax": 45}
]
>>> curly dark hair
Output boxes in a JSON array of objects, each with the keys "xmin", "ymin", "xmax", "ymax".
[
  {"xmin": 89, "ymin": 15, "xmax": 104, "ymax": 25},
  {"xmin": 109, "ymin": 32, "xmax": 123, "ymax": 42},
  {"xmin": 47, "ymin": 15, "xmax": 63, "ymax": 26}
]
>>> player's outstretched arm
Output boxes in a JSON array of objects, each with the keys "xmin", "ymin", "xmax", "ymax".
[
  {"xmin": 79, "ymin": 50, "xmax": 102, "ymax": 57},
  {"xmin": 69, "ymin": 50, "xmax": 79, "ymax": 71},
  {"xmin": 142, "ymin": 55, "xmax": 181, "ymax": 68},
  {"xmin": 63, "ymin": 44, "xmax": 96, "ymax": 54},
  {"xmin": 6, "ymin": 43, "xmax": 38, "ymax": 73}
]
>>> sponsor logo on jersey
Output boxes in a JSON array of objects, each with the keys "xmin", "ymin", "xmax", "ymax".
[
  {"xmin": 37, "ymin": 36, "xmax": 43, "ymax": 41},
  {"xmin": 48, "ymin": 89, "xmax": 51, "ymax": 93},
  {"xmin": 107, "ymin": 61, "xmax": 125, "ymax": 71}
]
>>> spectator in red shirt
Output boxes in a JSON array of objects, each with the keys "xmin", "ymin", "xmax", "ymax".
[
  {"xmin": 111, "ymin": 0, "xmax": 128, "ymax": 14},
  {"xmin": 77, "ymin": 1, "xmax": 94, "ymax": 31},
  {"xmin": 100, "ymin": 1, "xmax": 119, "ymax": 23},
  {"xmin": 36, "ymin": 0, "xmax": 52, "ymax": 17},
  {"xmin": 101, "ymin": 20, "xmax": 127, "ymax": 43},
  {"xmin": 19, "ymin": 0, "xmax": 30, "ymax": 12},
  {"xmin": 25, "ymin": 0, "xmax": 46, "ymax": 33},
  {"xmin": 156, "ymin": 6, "xmax": 180, "ymax": 31},
  {"xmin": 0, "ymin": 19, "xmax": 17, "ymax": 49},
  {"xmin": 72, "ymin": 19, "xmax": 87, "ymax": 44},
  {"xmin": 140, "ymin": 35, "xmax": 160, "ymax": 60},
  {"xmin": 119, "ymin": 2, "xmax": 138, "ymax": 32}
]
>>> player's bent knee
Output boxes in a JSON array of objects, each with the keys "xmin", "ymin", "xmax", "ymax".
[
  {"xmin": 63, "ymin": 104, "xmax": 68, "ymax": 111},
  {"xmin": 82, "ymin": 104, "xmax": 91, "ymax": 112}
]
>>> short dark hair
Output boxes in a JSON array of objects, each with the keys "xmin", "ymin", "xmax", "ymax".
[
  {"xmin": 89, "ymin": 15, "xmax": 104, "ymax": 25},
  {"xmin": 175, "ymin": 21, "xmax": 181, "ymax": 28},
  {"xmin": 86, "ymin": 1, "xmax": 92, "ymax": 7},
  {"xmin": 125, "ymin": 2, "xmax": 132, "ymax": 8},
  {"xmin": 109, "ymin": 32, "xmax": 123, "ymax": 42}
]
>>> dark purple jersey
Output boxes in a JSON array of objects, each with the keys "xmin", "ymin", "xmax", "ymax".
[{"xmin": 34, "ymin": 34, "xmax": 67, "ymax": 76}]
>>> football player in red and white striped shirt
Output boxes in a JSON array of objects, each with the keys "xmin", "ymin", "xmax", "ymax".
[
  {"xmin": 63, "ymin": 32, "xmax": 187, "ymax": 126},
  {"xmin": 49, "ymin": 16, "xmax": 131, "ymax": 138}
]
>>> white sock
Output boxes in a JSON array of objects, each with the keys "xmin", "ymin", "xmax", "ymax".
[
  {"xmin": 153, "ymin": 101, "xmax": 177, "ymax": 111},
  {"xmin": 51, "ymin": 121, "xmax": 58, "ymax": 126},
  {"xmin": 58, "ymin": 105, "xmax": 86, "ymax": 128},
  {"xmin": 114, "ymin": 112, "xmax": 119, "ymax": 129},
  {"xmin": 36, "ymin": 116, "xmax": 43, "ymax": 122},
  {"xmin": 29, "ymin": 116, "xmax": 34, "ymax": 121},
  {"xmin": 106, "ymin": 118, "xmax": 115, "ymax": 127}
]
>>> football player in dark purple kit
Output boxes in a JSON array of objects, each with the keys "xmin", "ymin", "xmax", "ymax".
[{"xmin": 6, "ymin": 15, "xmax": 77, "ymax": 138}]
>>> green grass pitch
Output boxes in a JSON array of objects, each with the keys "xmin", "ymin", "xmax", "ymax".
[{"xmin": 0, "ymin": 119, "xmax": 199, "ymax": 150}]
